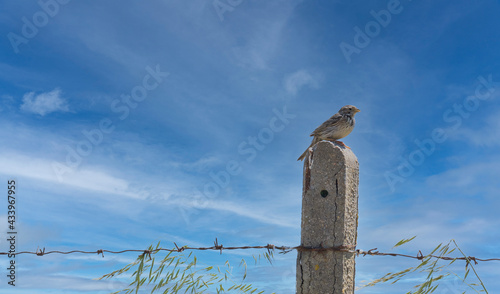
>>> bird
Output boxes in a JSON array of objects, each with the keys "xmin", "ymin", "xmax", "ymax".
[{"xmin": 297, "ymin": 105, "xmax": 361, "ymax": 161}]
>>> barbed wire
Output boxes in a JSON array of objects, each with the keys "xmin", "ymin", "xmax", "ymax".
[{"xmin": 2, "ymin": 238, "xmax": 500, "ymax": 264}]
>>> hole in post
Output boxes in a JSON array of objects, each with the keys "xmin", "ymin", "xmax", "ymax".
[{"xmin": 320, "ymin": 190, "xmax": 328, "ymax": 198}]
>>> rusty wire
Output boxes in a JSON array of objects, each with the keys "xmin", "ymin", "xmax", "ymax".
[{"xmin": 1, "ymin": 239, "xmax": 500, "ymax": 264}]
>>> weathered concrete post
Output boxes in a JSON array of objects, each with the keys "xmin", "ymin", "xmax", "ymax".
[{"xmin": 296, "ymin": 141, "xmax": 359, "ymax": 294}]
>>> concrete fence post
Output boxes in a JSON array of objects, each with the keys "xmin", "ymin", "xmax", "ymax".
[{"xmin": 296, "ymin": 141, "xmax": 359, "ymax": 294}]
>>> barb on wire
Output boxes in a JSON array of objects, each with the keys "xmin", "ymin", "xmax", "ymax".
[{"xmin": 2, "ymin": 239, "xmax": 500, "ymax": 264}]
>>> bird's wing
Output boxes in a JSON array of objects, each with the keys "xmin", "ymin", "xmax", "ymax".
[{"xmin": 310, "ymin": 113, "xmax": 343, "ymax": 137}]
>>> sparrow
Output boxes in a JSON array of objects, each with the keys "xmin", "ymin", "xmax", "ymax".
[{"xmin": 298, "ymin": 105, "xmax": 361, "ymax": 161}]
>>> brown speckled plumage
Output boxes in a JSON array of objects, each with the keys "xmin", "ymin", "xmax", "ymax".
[{"xmin": 298, "ymin": 105, "xmax": 360, "ymax": 161}]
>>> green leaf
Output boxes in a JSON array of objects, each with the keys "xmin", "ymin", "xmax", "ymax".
[{"xmin": 393, "ymin": 236, "xmax": 417, "ymax": 248}]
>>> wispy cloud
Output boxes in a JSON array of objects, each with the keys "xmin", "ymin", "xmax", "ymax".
[
  {"xmin": 284, "ymin": 69, "xmax": 321, "ymax": 96},
  {"xmin": 170, "ymin": 196, "xmax": 298, "ymax": 228},
  {"xmin": 205, "ymin": 200, "xmax": 297, "ymax": 228},
  {"xmin": 20, "ymin": 88, "xmax": 69, "ymax": 116},
  {"xmin": 446, "ymin": 108, "xmax": 500, "ymax": 147},
  {"xmin": 425, "ymin": 157, "xmax": 500, "ymax": 197},
  {"xmin": 229, "ymin": 1, "xmax": 302, "ymax": 70},
  {"xmin": 0, "ymin": 152, "xmax": 133, "ymax": 197}
]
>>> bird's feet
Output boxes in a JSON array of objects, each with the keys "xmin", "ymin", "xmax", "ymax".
[{"xmin": 332, "ymin": 140, "xmax": 350, "ymax": 149}]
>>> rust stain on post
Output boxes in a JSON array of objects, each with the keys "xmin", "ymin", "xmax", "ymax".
[
  {"xmin": 304, "ymin": 159, "xmax": 311, "ymax": 193},
  {"xmin": 297, "ymin": 141, "xmax": 359, "ymax": 294}
]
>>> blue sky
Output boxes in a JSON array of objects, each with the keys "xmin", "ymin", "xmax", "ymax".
[{"xmin": 1, "ymin": 0, "xmax": 500, "ymax": 293}]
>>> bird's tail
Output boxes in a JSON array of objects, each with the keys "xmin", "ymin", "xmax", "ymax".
[{"xmin": 297, "ymin": 137, "xmax": 319, "ymax": 161}]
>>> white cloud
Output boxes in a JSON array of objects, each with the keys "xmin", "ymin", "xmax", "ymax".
[
  {"xmin": 205, "ymin": 200, "xmax": 297, "ymax": 228},
  {"xmin": 170, "ymin": 196, "xmax": 298, "ymax": 228},
  {"xmin": 425, "ymin": 158, "xmax": 500, "ymax": 197},
  {"xmin": 284, "ymin": 69, "xmax": 321, "ymax": 96},
  {"xmin": 20, "ymin": 88, "xmax": 69, "ymax": 116},
  {"xmin": 446, "ymin": 109, "xmax": 500, "ymax": 147},
  {"xmin": 0, "ymin": 152, "xmax": 134, "ymax": 198},
  {"xmin": 173, "ymin": 155, "xmax": 221, "ymax": 172},
  {"xmin": 230, "ymin": 18, "xmax": 287, "ymax": 70},
  {"xmin": 229, "ymin": 1, "xmax": 303, "ymax": 70}
]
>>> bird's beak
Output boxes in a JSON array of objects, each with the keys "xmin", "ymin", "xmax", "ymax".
[{"xmin": 355, "ymin": 108, "xmax": 361, "ymax": 113}]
